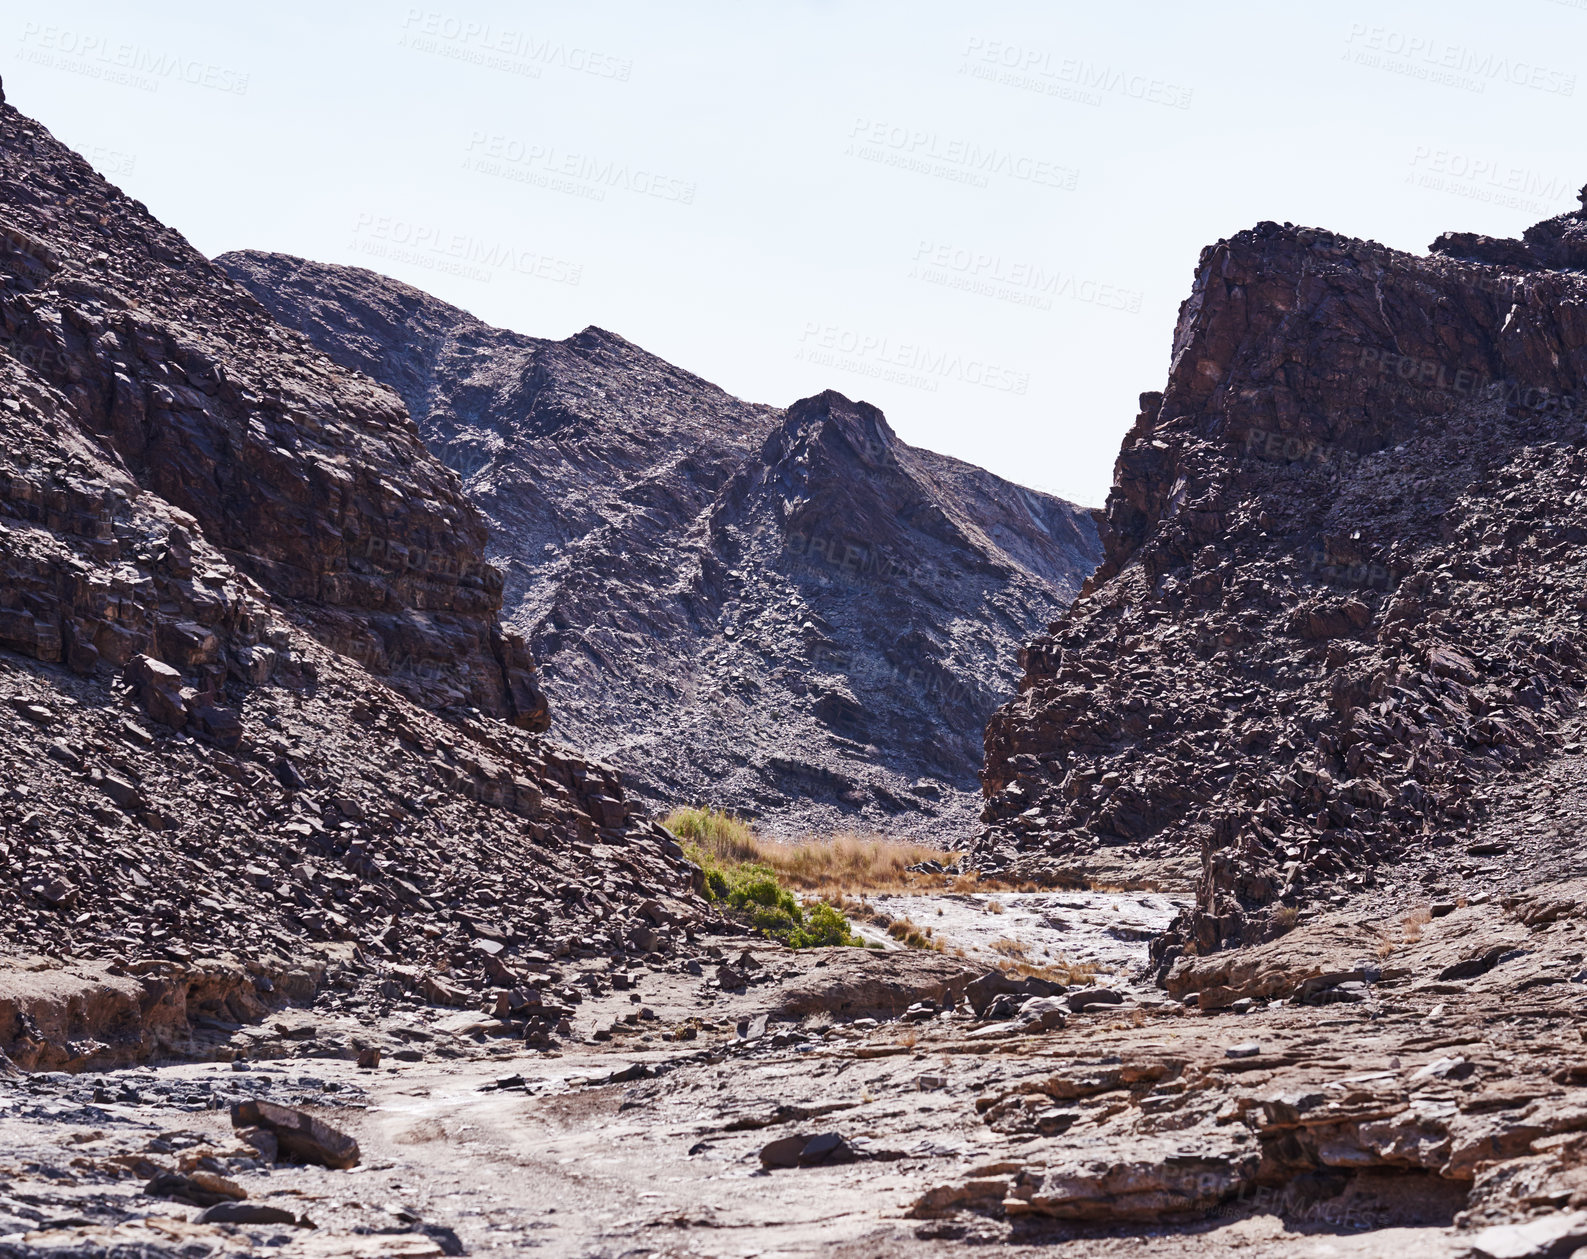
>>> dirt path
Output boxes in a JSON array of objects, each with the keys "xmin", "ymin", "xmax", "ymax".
[{"xmin": 0, "ymin": 1037, "xmax": 1468, "ymax": 1259}]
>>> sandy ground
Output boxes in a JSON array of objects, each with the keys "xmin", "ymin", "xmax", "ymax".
[{"xmin": 856, "ymin": 891, "xmax": 1188, "ymax": 985}]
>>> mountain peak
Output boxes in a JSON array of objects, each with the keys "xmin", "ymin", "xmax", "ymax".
[{"xmin": 223, "ymin": 256, "xmax": 1100, "ymax": 838}]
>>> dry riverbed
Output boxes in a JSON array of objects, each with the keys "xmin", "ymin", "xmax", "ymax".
[{"xmin": 10, "ymin": 886, "xmax": 1587, "ymax": 1257}]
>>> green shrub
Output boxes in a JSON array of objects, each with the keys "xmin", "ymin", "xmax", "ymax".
[
  {"xmin": 787, "ymin": 902, "xmax": 862, "ymax": 949},
  {"xmin": 673, "ymin": 827, "xmax": 862, "ymax": 949}
]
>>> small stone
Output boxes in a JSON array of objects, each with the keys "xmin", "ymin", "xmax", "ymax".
[
  {"xmin": 100, "ymin": 775, "xmax": 141, "ymax": 809},
  {"xmin": 737, "ymin": 1013, "xmax": 768, "ymax": 1041},
  {"xmin": 760, "ymin": 1133, "xmax": 808, "ymax": 1169},
  {"xmin": 13, "ymin": 702, "xmax": 54, "ymax": 725},
  {"xmin": 236, "ymin": 1125, "xmax": 278, "ymax": 1164},
  {"xmin": 1463, "ymin": 1210, "xmax": 1587, "ymax": 1259},
  {"xmin": 1225, "ymin": 1043, "xmax": 1262, "ymax": 1059},
  {"xmin": 1034, "ymin": 1108, "xmax": 1080, "ymax": 1136},
  {"xmin": 144, "ymin": 1170, "xmax": 245, "ymax": 1207},
  {"xmin": 1066, "ymin": 988, "xmax": 1124, "ymax": 1013},
  {"xmin": 196, "ymin": 1202, "xmax": 307, "ymax": 1227},
  {"xmin": 30, "ymin": 877, "xmax": 79, "ymax": 910},
  {"xmin": 798, "ymin": 1132, "xmax": 858, "ymax": 1166},
  {"xmin": 1017, "ymin": 997, "xmax": 1068, "ymax": 1031},
  {"xmin": 985, "ymin": 993, "xmax": 1026, "ymax": 1020}
]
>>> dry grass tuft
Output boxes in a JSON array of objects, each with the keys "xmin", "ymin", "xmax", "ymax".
[
  {"xmin": 662, "ymin": 808, "xmax": 953, "ymax": 893},
  {"xmin": 1000, "ymin": 956, "xmax": 1097, "ymax": 986},
  {"xmin": 991, "ymin": 936, "xmax": 1027, "ymax": 959},
  {"xmin": 886, "ymin": 916, "xmax": 942, "ymax": 951},
  {"xmin": 985, "ymin": 899, "xmax": 1005, "ymax": 915},
  {"xmin": 764, "ymin": 833, "xmax": 956, "ymax": 892},
  {"xmin": 1401, "ymin": 905, "xmax": 1433, "ymax": 945},
  {"xmin": 662, "ymin": 806, "xmax": 761, "ymax": 863}
]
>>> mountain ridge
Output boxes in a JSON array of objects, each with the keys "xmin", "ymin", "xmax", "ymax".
[{"xmin": 221, "ymin": 249, "xmax": 1102, "ymax": 837}]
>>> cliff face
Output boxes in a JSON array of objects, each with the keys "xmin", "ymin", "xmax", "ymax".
[
  {"xmin": 0, "ymin": 93, "xmax": 545, "ymax": 728},
  {"xmin": 975, "ymin": 198, "xmax": 1587, "ymax": 965},
  {"xmin": 0, "ymin": 81, "xmax": 698, "ymax": 1015},
  {"xmin": 220, "ymin": 252, "xmax": 1101, "ymax": 837}
]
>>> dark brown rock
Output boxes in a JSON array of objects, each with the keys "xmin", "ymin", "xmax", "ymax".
[
  {"xmin": 125, "ymin": 654, "xmax": 189, "ymax": 730},
  {"xmin": 0, "ymin": 102, "xmax": 544, "ymax": 727},
  {"xmin": 231, "ymin": 1098, "xmax": 360, "ymax": 1169},
  {"xmin": 0, "ymin": 87, "xmax": 703, "ymax": 1021},
  {"xmin": 196, "ymin": 1202, "xmax": 308, "ymax": 1227}
]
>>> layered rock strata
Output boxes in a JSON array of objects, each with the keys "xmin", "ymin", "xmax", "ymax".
[{"xmin": 0, "ymin": 77, "xmax": 699, "ymax": 1069}]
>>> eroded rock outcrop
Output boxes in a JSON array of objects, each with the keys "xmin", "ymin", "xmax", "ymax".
[
  {"xmin": 0, "ymin": 85, "xmax": 542, "ymax": 725},
  {"xmin": 974, "ymin": 196, "xmax": 1587, "ymax": 960}
]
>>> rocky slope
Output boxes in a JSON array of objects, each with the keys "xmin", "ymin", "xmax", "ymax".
[
  {"xmin": 0, "ymin": 77, "xmax": 703, "ymax": 1068},
  {"xmin": 219, "ymin": 251, "xmax": 1101, "ymax": 838},
  {"xmin": 973, "ymin": 186, "xmax": 1587, "ymax": 968}
]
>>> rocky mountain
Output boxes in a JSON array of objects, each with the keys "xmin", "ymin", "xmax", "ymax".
[
  {"xmin": 218, "ymin": 251, "xmax": 1102, "ymax": 838},
  {"xmin": 973, "ymin": 187, "xmax": 1587, "ymax": 967},
  {"xmin": 0, "ymin": 77, "xmax": 701, "ymax": 1065}
]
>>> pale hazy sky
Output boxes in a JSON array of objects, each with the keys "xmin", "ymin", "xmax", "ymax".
[{"xmin": 6, "ymin": 2, "xmax": 1584, "ymax": 506}]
